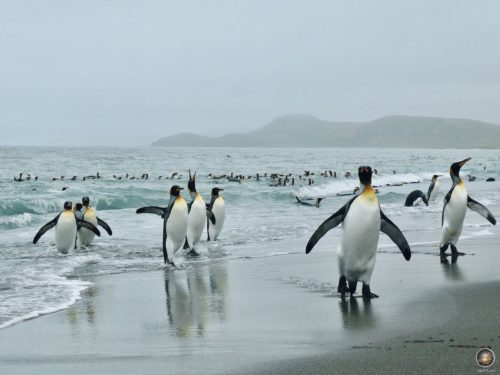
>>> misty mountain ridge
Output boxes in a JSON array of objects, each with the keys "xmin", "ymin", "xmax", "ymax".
[{"xmin": 152, "ymin": 115, "xmax": 500, "ymax": 148}]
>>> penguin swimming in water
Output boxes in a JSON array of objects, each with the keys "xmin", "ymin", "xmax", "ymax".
[
  {"xmin": 183, "ymin": 171, "xmax": 216, "ymax": 251},
  {"xmin": 33, "ymin": 201, "xmax": 101, "ymax": 254},
  {"xmin": 136, "ymin": 185, "xmax": 188, "ymax": 265},
  {"xmin": 207, "ymin": 187, "xmax": 225, "ymax": 241},
  {"xmin": 427, "ymin": 174, "xmax": 442, "ymax": 201},
  {"xmin": 440, "ymin": 158, "xmax": 496, "ymax": 262},
  {"xmin": 78, "ymin": 196, "xmax": 112, "ymax": 247},
  {"xmin": 295, "ymin": 196, "xmax": 323, "ymax": 207},
  {"xmin": 306, "ymin": 166, "xmax": 411, "ymax": 299},
  {"xmin": 404, "ymin": 190, "xmax": 429, "ymax": 206}
]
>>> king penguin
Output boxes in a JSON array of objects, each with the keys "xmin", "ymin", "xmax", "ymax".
[
  {"xmin": 33, "ymin": 201, "xmax": 101, "ymax": 254},
  {"xmin": 207, "ymin": 187, "xmax": 225, "ymax": 241},
  {"xmin": 136, "ymin": 185, "xmax": 188, "ymax": 265},
  {"xmin": 440, "ymin": 158, "xmax": 496, "ymax": 262},
  {"xmin": 306, "ymin": 166, "xmax": 411, "ymax": 299},
  {"xmin": 184, "ymin": 171, "xmax": 216, "ymax": 251},
  {"xmin": 78, "ymin": 196, "xmax": 112, "ymax": 247},
  {"xmin": 427, "ymin": 174, "xmax": 442, "ymax": 202}
]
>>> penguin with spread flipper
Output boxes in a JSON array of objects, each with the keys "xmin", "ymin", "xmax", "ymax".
[
  {"xmin": 306, "ymin": 166, "xmax": 411, "ymax": 299},
  {"xmin": 440, "ymin": 158, "xmax": 496, "ymax": 263},
  {"xmin": 78, "ymin": 196, "xmax": 112, "ymax": 247},
  {"xmin": 33, "ymin": 201, "xmax": 100, "ymax": 254},
  {"xmin": 136, "ymin": 185, "xmax": 188, "ymax": 265}
]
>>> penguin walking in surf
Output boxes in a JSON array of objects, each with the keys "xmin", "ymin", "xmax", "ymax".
[
  {"xmin": 306, "ymin": 166, "xmax": 411, "ymax": 299},
  {"xmin": 183, "ymin": 171, "xmax": 216, "ymax": 252},
  {"xmin": 427, "ymin": 174, "xmax": 442, "ymax": 201},
  {"xmin": 78, "ymin": 196, "xmax": 112, "ymax": 247},
  {"xmin": 136, "ymin": 185, "xmax": 188, "ymax": 265},
  {"xmin": 440, "ymin": 158, "xmax": 496, "ymax": 262},
  {"xmin": 33, "ymin": 201, "xmax": 101, "ymax": 254},
  {"xmin": 207, "ymin": 187, "xmax": 225, "ymax": 241}
]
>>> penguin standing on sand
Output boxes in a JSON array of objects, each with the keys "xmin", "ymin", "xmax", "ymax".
[
  {"xmin": 184, "ymin": 171, "xmax": 216, "ymax": 251},
  {"xmin": 440, "ymin": 158, "xmax": 496, "ymax": 262},
  {"xmin": 78, "ymin": 196, "xmax": 112, "ymax": 247},
  {"xmin": 33, "ymin": 201, "xmax": 100, "ymax": 254},
  {"xmin": 207, "ymin": 187, "xmax": 225, "ymax": 241},
  {"xmin": 427, "ymin": 175, "xmax": 442, "ymax": 201},
  {"xmin": 136, "ymin": 185, "xmax": 188, "ymax": 265},
  {"xmin": 306, "ymin": 166, "xmax": 411, "ymax": 299}
]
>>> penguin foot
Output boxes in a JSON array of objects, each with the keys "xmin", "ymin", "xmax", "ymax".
[
  {"xmin": 348, "ymin": 281, "xmax": 357, "ymax": 296},
  {"xmin": 362, "ymin": 284, "xmax": 379, "ymax": 299},
  {"xmin": 187, "ymin": 249, "xmax": 200, "ymax": 257},
  {"xmin": 337, "ymin": 276, "xmax": 348, "ymax": 297}
]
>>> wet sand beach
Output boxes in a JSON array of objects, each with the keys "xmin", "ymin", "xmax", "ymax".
[{"xmin": 0, "ymin": 221, "xmax": 498, "ymax": 374}]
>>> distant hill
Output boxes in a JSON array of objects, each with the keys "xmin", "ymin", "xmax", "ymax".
[{"xmin": 152, "ymin": 115, "xmax": 500, "ymax": 148}]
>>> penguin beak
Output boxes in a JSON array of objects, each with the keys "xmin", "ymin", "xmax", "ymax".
[{"xmin": 459, "ymin": 157, "xmax": 471, "ymax": 167}]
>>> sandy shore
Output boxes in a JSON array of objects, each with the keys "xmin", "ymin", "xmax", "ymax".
[{"xmin": 0, "ymin": 215, "xmax": 499, "ymax": 374}]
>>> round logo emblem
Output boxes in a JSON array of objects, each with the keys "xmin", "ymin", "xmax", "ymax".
[{"xmin": 476, "ymin": 348, "xmax": 495, "ymax": 368}]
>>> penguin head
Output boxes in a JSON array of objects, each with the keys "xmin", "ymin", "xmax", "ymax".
[
  {"xmin": 82, "ymin": 196, "xmax": 90, "ymax": 206},
  {"xmin": 63, "ymin": 201, "xmax": 73, "ymax": 210},
  {"xmin": 450, "ymin": 158, "xmax": 471, "ymax": 181},
  {"xmin": 170, "ymin": 185, "xmax": 183, "ymax": 197},
  {"xmin": 211, "ymin": 187, "xmax": 224, "ymax": 197},
  {"xmin": 432, "ymin": 174, "xmax": 442, "ymax": 181},
  {"xmin": 357, "ymin": 166, "xmax": 373, "ymax": 186},
  {"xmin": 188, "ymin": 170, "xmax": 197, "ymax": 195}
]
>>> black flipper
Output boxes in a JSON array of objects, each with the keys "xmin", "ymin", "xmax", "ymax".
[
  {"xmin": 404, "ymin": 190, "xmax": 428, "ymax": 206},
  {"xmin": 77, "ymin": 220, "xmax": 101, "ymax": 236},
  {"xmin": 380, "ymin": 210, "xmax": 411, "ymax": 260},
  {"xmin": 206, "ymin": 210, "xmax": 216, "ymax": 225},
  {"xmin": 97, "ymin": 217, "xmax": 112, "ymax": 235},
  {"xmin": 187, "ymin": 201, "xmax": 194, "ymax": 213},
  {"xmin": 33, "ymin": 214, "xmax": 60, "ymax": 244},
  {"xmin": 161, "ymin": 201, "xmax": 175, "ymax": 265},
  {"xmin": 136, "ymin": 206, "xmax": 166, "ymax": 217},
  {"xmin": 206, "ymin": 195, "xmax": 216, "ymax": 241},
  {"xmin": 467, "ymin": 196, "xmax": 496, "ymax": 225},
  {"xmin": 427, "ymin": 180, "xmax": 436, "ymax": 201},
  {"xmin": 162, "ymin": 218, "xmax": 169, "ymax": 263},
  {"xmin": 183, "ymin": 237, "xmax": 190, "ymax": 250},
  {"xmin": 305, "ymin": 196, "xmax": 356, "ymax": 254}
]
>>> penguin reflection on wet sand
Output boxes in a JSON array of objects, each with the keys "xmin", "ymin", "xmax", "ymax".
[
  {"xmin": 136, "ymin": 185, "xmax": 188, "ymax": 265},
  {"xmin": 440, "ymin": 158, "xmax": 496, "ymax": 263},
  {"xmin": 306, "ymin": 166, "xmax": 411, "ymax": 299}
]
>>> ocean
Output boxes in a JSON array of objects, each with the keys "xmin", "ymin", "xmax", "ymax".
[{"xmin": 0, "ymin": 146, "xmax": 499, "ymax": 329}]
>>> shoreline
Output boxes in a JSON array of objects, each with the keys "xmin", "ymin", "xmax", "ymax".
[{"xmin": 1, "ymin": 234, "xmax": 499, "ymax": 374}]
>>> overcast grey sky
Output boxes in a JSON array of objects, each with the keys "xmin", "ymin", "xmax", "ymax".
[{"xmin": 1, "ymin": 1, "xmax": 499, "ymax": 146}]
